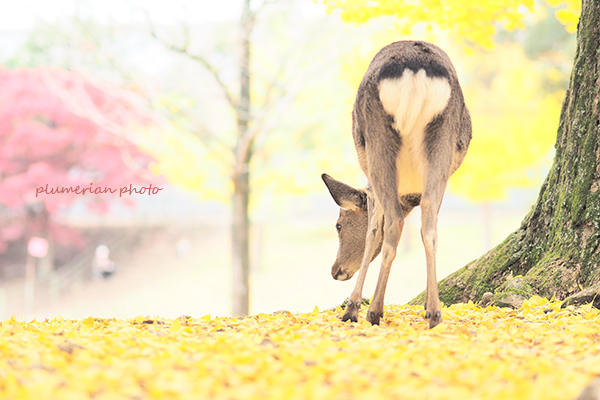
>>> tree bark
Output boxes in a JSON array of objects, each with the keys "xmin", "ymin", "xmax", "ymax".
[
  {"xmin": 231, "ymin": 0, "xmax": 253, "ymax": 316},
  {"xmin": 412, "ymin": 0, "xmax": 600, "ymax": 309}
]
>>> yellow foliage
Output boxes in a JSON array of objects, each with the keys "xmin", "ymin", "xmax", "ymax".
[
  {"xmin": 322, "ymin": 0, "xmax": 581, "ymax": 45},
  {"xmin": 2, "ymin": 299, "xmax": 599, "ymax": 399},
  {"xmin": 449, "ymin": 43, "xmax": 562, "ymax": 202},
  {"xmin": 555, "ymin": 7, "xmax": 581, "ymax": 33},
  {"xmin": 322, "ymin": 0, "xmax": 535, "ymax": 48},
  {"xmin": 137, "ymin": 124, "xmax": 231, "ymax": 204},
  {"xmin": 544, "ymin": 0, "xmax": 582, "ymax": 33}
]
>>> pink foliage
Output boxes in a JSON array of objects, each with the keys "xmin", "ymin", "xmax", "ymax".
[{"xmin": 0, "ymin": 67, "xmax": 156, "ymax": 251}]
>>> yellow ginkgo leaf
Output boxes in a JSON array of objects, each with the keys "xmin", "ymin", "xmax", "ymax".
[
  {"xmin": 2, "ymin": 298, "xmax": 599, "ymax": 399},
  {"xmin": 170, "ymin": 319, "xmax": 182, "ymax": 333}
]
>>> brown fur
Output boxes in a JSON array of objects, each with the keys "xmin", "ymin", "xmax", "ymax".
[{"xmin": 322, "ymin": 41, "xmax": 471, "ymax": 328}]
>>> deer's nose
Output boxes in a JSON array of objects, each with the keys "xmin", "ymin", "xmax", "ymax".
[
  {"xmin": 332, "ymin": 265, "xmax": 350, "ymax": 281},
  {"xmin": 332, "ymin": 264, "xmax": 342, "ymax": 280}
]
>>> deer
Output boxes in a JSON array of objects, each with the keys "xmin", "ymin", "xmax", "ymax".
[{"xmin": 322, "ymin": 40, "xmax": 471, "ymax": 329}]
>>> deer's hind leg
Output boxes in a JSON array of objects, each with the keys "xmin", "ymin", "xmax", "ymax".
[
  {"xmin": 363, "ymin": 126, "xmax": 405, "ymax": 326},
  {"xmin": 420, "ymin": 184, "xmax": 445, "ymax": 329},
  {"xmin": 420, "ymin": 121, "xmax": 454, "ymax": 329}
]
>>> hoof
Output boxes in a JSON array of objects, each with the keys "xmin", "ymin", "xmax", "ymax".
[
  {"xmin": 341, "ymin": 300, "xmax": 360, "ymax": 322},
  {"xmin": 428, "ymin": 311, "xmax": 442, "ymax": 329},
  {"xmin": 341, "ymin": 313, "xmax": 358, "ymax": 323},
  {"xmin": 366, "ymin": 310, "xmax": 383, "ymax": 325}
]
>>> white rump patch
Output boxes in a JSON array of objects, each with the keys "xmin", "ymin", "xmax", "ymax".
[{"xmin": 378, "ymin": 69, "xmax": 451, "ymax": 195}]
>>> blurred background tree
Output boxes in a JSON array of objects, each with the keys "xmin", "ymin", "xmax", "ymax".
[
  {"xmin": 139, "ymin": 0, "xmax": 370, "ymax": 315},
  {"xmin": 0, "ymin": 67, "xmax": 154, "ymax": 274}
]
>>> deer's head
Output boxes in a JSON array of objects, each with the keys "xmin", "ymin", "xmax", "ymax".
[{"xmin": 322, "ymin": 174, "xmax": 383, "ymax": 281}]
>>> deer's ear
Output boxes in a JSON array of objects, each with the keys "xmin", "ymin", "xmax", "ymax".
[{"xmin": 322, "ymin": 174, "xmax": 367, "ymax": 211}]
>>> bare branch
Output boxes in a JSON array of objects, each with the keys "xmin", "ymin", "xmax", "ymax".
[
  {"xmin": 232, "ymin": 31, "xmax": 365, "ymax": 179},
  {"xmin": 181, "ymin": 18, "xmax": 192, "ymax": 53},
  {"xmin": 258, "ymin": 50, "xmax": 294, "ymax": 110},
  {"xmin": 142, "ymin": 9, "xmax": 238, "ymax": 114},
  {"xmin": 118, "ymin": 146, "xmax": 158, "ymax": 182},
  {"xmin": 187, "ymin": 118, "xmax": 230, "ymax": 151},
  {"xmin": 253, "ymin": 0, "xmax": 278, "ymax": 16}
]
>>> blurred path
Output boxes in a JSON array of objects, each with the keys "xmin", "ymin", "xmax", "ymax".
[
  {"xmin": 22, "ymin": 227, "xmax": 232, "ymax": 320},
  {"xmin": 17, "ymin": 209, "xmax": 527, "ymax": 321}
]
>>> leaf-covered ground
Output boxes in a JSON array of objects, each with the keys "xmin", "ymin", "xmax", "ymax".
[{"xmin": 1, "ymin": 296, "xmax": 599, "ymax": 399}]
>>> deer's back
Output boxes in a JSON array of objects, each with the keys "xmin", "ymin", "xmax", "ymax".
[{"xmin": 352, "ymin": 41, "xmax": 470, "ymax": 197}]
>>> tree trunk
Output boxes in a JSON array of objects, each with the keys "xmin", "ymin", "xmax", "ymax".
[
  {"xmin": 38, "ymin": 208, "xmax": 54, "ymax": 280},
  {"xmin": 412, "ymin": 0, "xmax": 600, "ymax": 309},
  {"xmin": 231, "ymin": 0, "xmax": 253, "ymax": 316},
  {"xmin": 232, "ymin": 174, "xmax": 250, "ymax": 315}
]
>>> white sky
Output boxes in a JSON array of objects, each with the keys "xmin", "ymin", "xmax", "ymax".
[
  {"xmin": 0, "ymin": 0, "xmax": 247, "ymax": 31},
  {"xmin": 0, "ymin": 0, "xmax": 326, "ymax": 61}
]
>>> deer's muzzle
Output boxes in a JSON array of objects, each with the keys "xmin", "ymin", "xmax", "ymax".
[{"xmin": 332, "ymin": 264, "xmax": 351, "ymax": 281}]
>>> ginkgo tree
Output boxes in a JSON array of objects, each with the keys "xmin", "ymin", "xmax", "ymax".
[
  {"xmin": 324, "ymin": 0, "xmax": 600, "ymax": 308},
  {"xmin": 145, "ymin": 2, "xmax": 376, "ymax": 316}
]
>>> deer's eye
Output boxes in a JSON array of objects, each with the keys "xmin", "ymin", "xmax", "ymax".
[{"xmin": 335, "ymin": 224, "xmax": 342, "ymax": 232}]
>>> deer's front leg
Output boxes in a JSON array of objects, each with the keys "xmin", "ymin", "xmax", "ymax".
[
  {"xmin": 366, "ymin": 216, "xmax": 403, "ymax": 325},
  {"xmin": 342, "ymin": 208, "xmax": 383, "ymax": 322},
  {"xmin": 341, "ymin": 294, "xmax": 362, "ymax": 322},
  {"xmin": 341, "ymin": 232, "xmax": 377, "ymax": 322}
]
